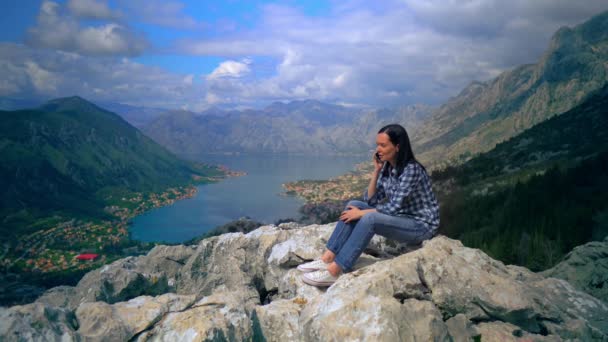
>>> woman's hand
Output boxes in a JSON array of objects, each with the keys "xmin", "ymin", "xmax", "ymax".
[
  {"xmin": 373, "ymin": 152, "xmax": 383, "ymax": 172},
  {"xmin": 340, "ymin": 205, "xmax": 363, "ymax": 223}
]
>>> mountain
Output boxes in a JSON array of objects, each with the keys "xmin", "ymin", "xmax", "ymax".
[
  {"xmin": 142, "ymin": 101, "xmax": 433, "ymax": 156},
  {"xmin": 435, "ymin": 83, "xmax": 608, "ymax": 187},
  {"xmin": 1, "ymin": 224, "xmax": 606, "ymax": 340},
  {"xmin": 413, "ymin": 11, "xmax": 608, "ymax": 168},
  {"xmin": 434, "ymin": 84, "xmax": 608, "ymax": 271},
  {"xmin": 97, "ymin": 102, "xmax": 166, "ymax": 129},
  {"xmin": 0, "ymin": 96, "xmax": 221, "ymax": 238}
]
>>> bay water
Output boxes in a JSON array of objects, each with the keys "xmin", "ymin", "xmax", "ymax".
[{"xmin": 129, "ymin": 154, "xmax": 367, "ymax": 243}]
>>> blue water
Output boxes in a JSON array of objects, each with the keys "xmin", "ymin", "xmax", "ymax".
[{"xmin": 129, "ymin": 154, "xmax": 367, "ymax": 243}]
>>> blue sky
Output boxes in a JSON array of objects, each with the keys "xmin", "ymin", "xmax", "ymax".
[{"xmin": 0, "ymin": 0, "xmax": 607, "ymax": 110}]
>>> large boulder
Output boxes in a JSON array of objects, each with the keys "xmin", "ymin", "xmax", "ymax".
[
  {"xmin": 542, "ymin": 236, "xmax": 608, "ymax": 303},
  {"xmin": 76, "ymin": 293, "xmax": 196, "ymax": 341},
  {"xmin": 0, "ymin": 302, "xmax": 79, "ymax": 341},
  {"xmin": 36, "ymin": 244, "xmax": 196, "ymax": 310},
  {"xmin": 135, "ymin": 288, "xmax": 259, "ymax": 341}
]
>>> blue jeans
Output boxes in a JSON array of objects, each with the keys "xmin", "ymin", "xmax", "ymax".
[{"xmin": 326, "ymin": 200, "xmax": 435, "ymax": 272}]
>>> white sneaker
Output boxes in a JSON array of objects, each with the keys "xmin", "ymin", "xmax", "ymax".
[
  {"xmin": 301, "ymin": 270, "xmax": 339, "ymax": 287},
  {"xmin": 297, "ymin": 259, "xmax": 328, "ymax": 273}
]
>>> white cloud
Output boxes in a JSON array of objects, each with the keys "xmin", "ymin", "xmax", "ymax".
[
  {"xmin": 10, "ymin": 1, "xmax": 608, "ymax": 109},
  {"xmin": 24, "ymin": 60, "xmax": 59, "ymax": 93},
  {"xmin": 174, "ymin": 1, "xmax": 608, "ymax": 107},
  {"xmin": 207, "ymin": 60, "xmax": 251, "ymax": 80},
  {"xmin": 76, "ymin": 24, "xmax": 147, "ymax": 56},
  {"xmin": 0, "ymin": 43, "xmax": 206, "ymax": 109},
  {"xmin": 26, "ymin": 0, "xmax": 148, "ymax": 56},
  {"xmin": 183, "ymin": 74, "xmax": 194, "ymax": 85},
  {"xmin": 67, "ymin": 0, "xmax": 121, "ymax": 20}
]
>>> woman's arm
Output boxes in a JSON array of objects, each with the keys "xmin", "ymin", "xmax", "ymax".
[
  {"xmin": 366, "ymin": 167, "xmax": 381, "ymax": 200},
  {"xmin": 364, "ymin": 154, "xmax": 385, "ymax": 203},
  {"xmin": 375, "ymin": 162, "xmax": 421, "ymax": 216}
]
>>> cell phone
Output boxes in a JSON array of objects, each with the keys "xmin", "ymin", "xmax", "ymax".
[{"xmin": 375, "ymin": 152, "xmax": 381, "ymax": 162}]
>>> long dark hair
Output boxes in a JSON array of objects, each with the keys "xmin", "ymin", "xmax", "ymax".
[{"xmin": 378, "ymin": 124, "xmax": 424, "ymax": 176}]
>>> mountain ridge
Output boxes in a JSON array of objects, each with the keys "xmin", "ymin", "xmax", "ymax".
[
  {"xmin": 413, "ymin": 10, "xmax": 608, "ymax": 167},
  {"xmin": 141, "ymin": 101, "xmax": 434, "ymax": 156},
  {"xmin": 0, "ymin": 96, "xmax": 223, "ymax": 237}
]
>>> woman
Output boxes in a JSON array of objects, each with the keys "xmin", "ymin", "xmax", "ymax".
[{"xmin": 298, "ymin": 124, "xmax": 439, "ymax": 287}]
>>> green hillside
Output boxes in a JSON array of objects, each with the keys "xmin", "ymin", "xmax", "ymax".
[
  {"xmin": 435, "ymin": 85, "xmax": 608, "ymax": 271},
  {"xmin": 0, "ymin": 96, "xmax": 223, "ymax": 238},
  {"xmin": 434, "ymin": 84, "xmax": 608, "ymax": 187}
]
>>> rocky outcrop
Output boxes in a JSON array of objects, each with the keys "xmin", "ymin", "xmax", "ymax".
[
  {"xmin": 36, "ymin": 244, "xmax": 196, "ymax": 311},
  {"xmin": 1, "ymin": 223, "xmax": 607, "ymax": 341},
  {"xmin": 542, "ymin": 236, "xmax": 608, "ymax": 303}
]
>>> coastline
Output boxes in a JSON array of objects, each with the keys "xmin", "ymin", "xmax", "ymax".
[
  {"xmin": 0, "ymin": 166, "xmax": 246, "ymax": 306},
  {"xmin": 280, "ymin": 161, "xmax": 374, "ymax": 224},
  {"xmin": 281, "ymin": 161, "xmax": 372, "ymax": 204}
]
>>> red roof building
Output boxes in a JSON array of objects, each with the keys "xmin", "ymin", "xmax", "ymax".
[{"xmin": 76, "ymin": 253, "xmax": 99, "ymax": 261}]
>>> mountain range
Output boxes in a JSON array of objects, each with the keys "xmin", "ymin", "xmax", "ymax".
[
  {"xmin": 140, "ymin": 100, "xmax": 433, "ymax": 157},
  {"xmin": 107, "ymin": 11, "xmax": 608, "ymax": 164},
  {"xmin": 2, "ymin": 12, "xmax": 607, "ymax": 166}
]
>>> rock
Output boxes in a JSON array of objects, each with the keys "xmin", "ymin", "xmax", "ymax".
[
  {"xmin": 76, "ymin": 293, "xmax": 196, "ymax": 341},
  {"xmin": 75, "ymin": 301, "xmax": 130, "ymax": 341},
  {"xmin": 176, "ymin": 223, "xmax": 335, "ymax": 301},
  {"xmin": 542, "ymin": 238, "xmax": 608, "ymax": 303},
  {"xmin": 475, "ymin": 321, "xmax": 561, "ymax": 341},
  {"xmin": 416, "ymin": 236, "xmax": 608, "ymax": 340},
  {"xmin": 0, "ymin": 302, "xmax": 79, "ymax": 341},
  {"xmin": 4, "ymin": 223, "xmax": 608, "ymax": 341},
  {"xmin": 35, "ymin": 286, "xmax": 76, "ymax": 308},
  {"xmin": 278, "ymin": 221, "xmax": 304, "ymax": 230},
  {"xmin": 445, "ymin": 314, "xmax": 479, "ymax": 342},
  {"xmin": 254, "ymin": 299, "xmax": 304, "ymax": 342},
  {"xmin": 136, "ymin": 288, "xmax": 258, "ymax": 341},
  {"xmin": 176, "ymin": 226, "xmax": 283, "ymax": 300},
  {"xmin": 298, "ymin": 242, "xmax": 447, "ymax": 341},
  {"xmin": 276, "ymin": 269, "xmax": 326, "ymax": 304},
  {"xmin": 36, "ymin": 244, "xmax": 197, "ymax": 310},
  {"xmin": 364, "ymin": 234, "xmax": 425, "ymax": 258}
]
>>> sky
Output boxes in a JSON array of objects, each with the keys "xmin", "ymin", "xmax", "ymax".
[{"xmin": 0, "ymin": 0, "xmax": 607, "ymax": 111}]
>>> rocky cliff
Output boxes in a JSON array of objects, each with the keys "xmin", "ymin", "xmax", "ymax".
[{"xmin": 1, "ymin": 223, "xmax": 607, "ymax": 341}]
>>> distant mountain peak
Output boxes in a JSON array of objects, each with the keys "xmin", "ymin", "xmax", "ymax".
[
  {"xmin": 45, "ymin": 95, "xmax": 90, "ymax": 105},
  {"xmin": 41, "ymin": 95, "xmax": 106, "ymax": 114}
]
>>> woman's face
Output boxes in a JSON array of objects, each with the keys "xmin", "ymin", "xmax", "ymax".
[{"xmin": 376, "ymin": 133, "xmax": 399, "ymax": 164}]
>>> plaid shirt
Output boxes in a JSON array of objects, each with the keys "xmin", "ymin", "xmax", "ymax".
[{"xmin": 364, "ymin": 161, "xmax": 440, "ymax": 231}]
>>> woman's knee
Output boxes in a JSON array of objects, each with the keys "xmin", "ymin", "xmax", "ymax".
[
  {"xmin": 345, "ymin": 200, "xmax": 367, "ymax": 209},
  {"xmin": 359, "ymin": 212, "xmax": 379, "ymax": 226}
]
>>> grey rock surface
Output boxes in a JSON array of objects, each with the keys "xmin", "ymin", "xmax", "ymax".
[
  {"xmin": 36, "ymin": 244, "xmax": 196, "ymax": 311},
  {"xmin": 542, "ymin": 237, "xmax": 608, "ymax": 303}
]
